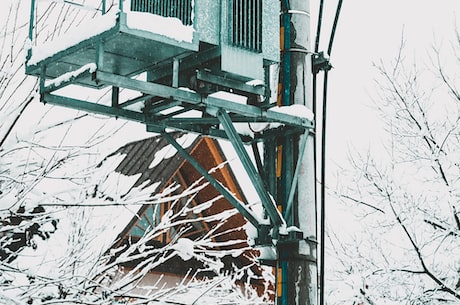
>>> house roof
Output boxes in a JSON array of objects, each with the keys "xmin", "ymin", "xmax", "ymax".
[
  {"xmin": 100, "ymin": 132, "xmax": 268, "ymax": 277},
  {"xmin": 106, "ymin": 132, "xmax": 247, "ymax": 241}
]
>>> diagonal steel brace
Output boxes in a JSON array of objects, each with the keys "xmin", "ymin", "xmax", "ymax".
[
  {"xmin": 216, "ymin": 108, "xmax": 285, "ymax": 228},
  {"xmin": 161, "ymin": 131, "xmax": 262, "ymax": 228}
]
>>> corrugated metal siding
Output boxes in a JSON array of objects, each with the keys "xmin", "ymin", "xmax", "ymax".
[
  {"xmin": 229, "ymin": 0, "xmax": 262, "ymax": 52},
  {"xmin": 130, "ymin": 0, "xmax": 193, "ymax": 25}
]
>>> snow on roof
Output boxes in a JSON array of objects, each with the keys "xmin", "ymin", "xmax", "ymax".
[
  {"xmin": 149, "ymin": 133, "xmax": 198, "ymax": 169},
  {"xmin": 6, "ymin": 148, "xmax": 166, "ymax": 295}
]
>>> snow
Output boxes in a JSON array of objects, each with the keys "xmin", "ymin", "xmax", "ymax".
[
  {"xmin": 149, "ymin": 133, "xmax": 198, "ymax": 169},
  {"xmin": 28, "ymin": 9, "xmax": 195, "ymax": 66},
  {"xmin": 46, "ymin": 63, "xmax": 97, "ymax": 87},
  {"xmin": 28, "ymin": 10, "xmax": 119, "ymax": 65},
  {"xmin": 246, "ymin": 79, "xmax": 264, "ymax": 86},
  {"xmin": 268, "ymin": 104, "xmax": 314, "ymax": 121},
  {"xmin": 257, "ymin": 245, "xmax": 277, "ymax": 261},
  {"xmin": 172, "ymin": 238, "xmax": 195, "ymax": 261},
  {"xmin": 0, "ymin": 191, "xmax": 17, "ymax": 211},
  {"xmin": 100, "ymin": 172, "xmax": 142, "ymax": 197},
  {"xmin": 126, "ymin": 11, "xmax": 194, "ymax": 43},
  {"xmin": 209, "ymin": 91, "xmax": 248, "ymax": 105}
]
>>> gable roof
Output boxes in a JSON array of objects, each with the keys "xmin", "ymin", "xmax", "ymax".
[
  {"xmin": 108, "ymin": 132, "xmax": 247, "ymax": 242},
  {"xmin": 102, "ymin": 132, "xmax": 267, "ymax": 279}
]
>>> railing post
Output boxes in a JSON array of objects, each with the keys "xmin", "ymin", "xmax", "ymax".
[
  {"xmin": 28, "ymin": 0, "xmax": 36, "ymax": 59},
  {"xmin": 119, "ymin": 0, "xmax": 124, "ymax": 12},
  {"xmin": 102, "ymin": 0, "xmax": 106, "ymax": 14}
]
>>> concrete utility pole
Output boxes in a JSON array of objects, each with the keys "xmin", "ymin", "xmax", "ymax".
[{"xmin": 277, "ymin": 0, "xmax": 317, "ymax": 304}]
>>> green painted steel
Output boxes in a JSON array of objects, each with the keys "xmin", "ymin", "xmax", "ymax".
[
  {"xmin": 42, "ymin": 70, "xmax": 93, "ymax": 94},
  {"xmin": 196, "ymin": 70, "xmax": 265, "ymax": 96},
  {"xmin": 28, "ymin": 0, "xmax": 35, "ymax": 60},
  {"xmin": 95, "ymin": 71, "xmax": 201, "ymax": 104},
  {"xmin": 42, "ymin": 93, "xmax": 146, "ymax": 123},
  {"xmin": 161, "ymin": 131, "xmax": 262, "ymax": 228},
  {"xmin": 284, "ymin": 132, "xmax": 309, "ymax": 224},
  {"xmin": 94, "ymin": 71, "xmax": 312, "ymax": 128},
  {"xmin": 216, "ymin": 109, "xmax": 284, "ymax": 229}
]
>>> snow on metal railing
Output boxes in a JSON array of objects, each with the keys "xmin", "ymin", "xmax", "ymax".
[{"xmin": 28, "ymin": 0, "xmax": 125, "ymax": 50}]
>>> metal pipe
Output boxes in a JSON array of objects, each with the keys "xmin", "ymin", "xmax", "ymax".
[
  {"xmin": 172, "ymin": 58, "xmax": 179, "ymax": 88},
  {"xmin": 277, "ymin": 0, "xmax": 317, "ymax": 304},
  {"xmin": 314, "ymin": 0, "xmax": 324, "ymax": 53}
]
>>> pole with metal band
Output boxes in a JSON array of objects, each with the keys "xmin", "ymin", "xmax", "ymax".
[{"xmin": 276, "ymin": 0, "xmax": 317, "ymax": 304}]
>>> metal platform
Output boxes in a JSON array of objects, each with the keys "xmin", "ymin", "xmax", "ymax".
[
  {"xmin": 24, "ymin": 1, "xmax": 316, "ymax": 269},
  {"xmin": 25, "ymin": 9, "xmax": 313, "ymax": 142},
  {"xmin": 26, "ymin": 11, "xmax": 199, "ymax": 89}
]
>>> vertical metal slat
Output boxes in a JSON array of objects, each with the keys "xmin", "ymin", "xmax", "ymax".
[
  {"xmin": 244, "ymin": 0, "xmax": 248, "ymax": 48},
  {"xmin": 239, "ymin": 0, "xmax": 243, "ymax": 47},
  {"xmin": 253, "ymin": 0, "xmax": 257, "ymax": 50},
  {"xmin": 132, "ymin": 0, "xmax": 192, "ymax": 25},
  {"xmin": 256, "ymin": 0, "xmax": 260, "ymax": 51}
]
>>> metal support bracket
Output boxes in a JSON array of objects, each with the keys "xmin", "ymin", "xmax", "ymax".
[
  {"xmin": 283, "ymin": 132, "xmax": 308, "ymax": 224},
  {"xmin": 93, "ymin": 71, "xmax": 313, "ymax": 129},
  {"xmin": 42, "ymin": 69, "xmax": 93, "ymax": 94},
  {"xmin": 196, "ymin": 69, "xmax": 265, "ymax": 96},
  {"xmin": 161, "ymin": 131, "xmax": 263, "ymax": 228},
  {"xmin": 216, "ymin": 108, "xmax": 285, "ymax": 229},
  {"xmin": 313, "ymin": 51, "xmax": 332, "ymax": 74}
]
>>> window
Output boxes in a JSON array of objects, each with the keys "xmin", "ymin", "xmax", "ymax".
[
  {"xmin": 230, "ymin": 0, "xmax": 262, "ymax": 52},
  {"xmin": 130, "ymin": 0, "xmax": 193, "ymax": 26},
  {"xmin": 127, "ymin": 179, "xmax": 207, "ymax": 244}
]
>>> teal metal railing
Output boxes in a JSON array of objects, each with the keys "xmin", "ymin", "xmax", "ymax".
[{"xmin": 28, "ymin": 0, "xmax": 126, "ymax": 50}]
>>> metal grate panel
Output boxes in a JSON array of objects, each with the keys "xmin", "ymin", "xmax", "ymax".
[
  {"xmin": 230, "ymin": 0, "xmax": 262, "ymax": 52},
  {"xmin": 131, "ymin": 0, "xmax": 193, "ymax": 25}
]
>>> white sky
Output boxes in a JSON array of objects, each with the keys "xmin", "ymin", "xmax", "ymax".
[
  {"xmin": 319, "ymin": 1, "xmax": 460, "ymax": 296},
  {"xmin": 319, "ymin": 0, "xmax": 460, "ymax": 164}
]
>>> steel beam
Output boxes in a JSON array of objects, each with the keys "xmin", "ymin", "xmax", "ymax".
[
  {"xmin": 95, "ymin": 70, "xmax": 201, "ymax": 104},
  {"xmin": 94, "ymin": 71, "xmax": 312, "ymax": 128},
  {"xmin": 42, "ymin": 93, "xmax": 145, "ymax": 123},
  {"xmin": 42, "ymin": 70, "xmax": 93, "ymax": 94},
  {"xmin": 284, "ymin": 131, "xmax": 308, "ymax": 224},
  {"xmin": 111, "ymin": 86, "xmax": 119, "ymax": 108},
  {"xmin": 216, "ymin": 108, "xmax": 285, "ymax": 228},
  {"xmin": 28, "ymin": 0, "xmax": 36, "ymax": 60},
  {"xmin": 119, "ymin": 94, "xmax": 152, "ymax": 108},
  {"xmin": 196, "ymin": 69, "xmax": 265, "ymax": 96},
  {"xmin": 147, "ymin": 47, "xmax": 221, "ymax": 81},
  {"xmin": 161, "ymin": 131, "xmax": 262, "ymax": 228}
]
